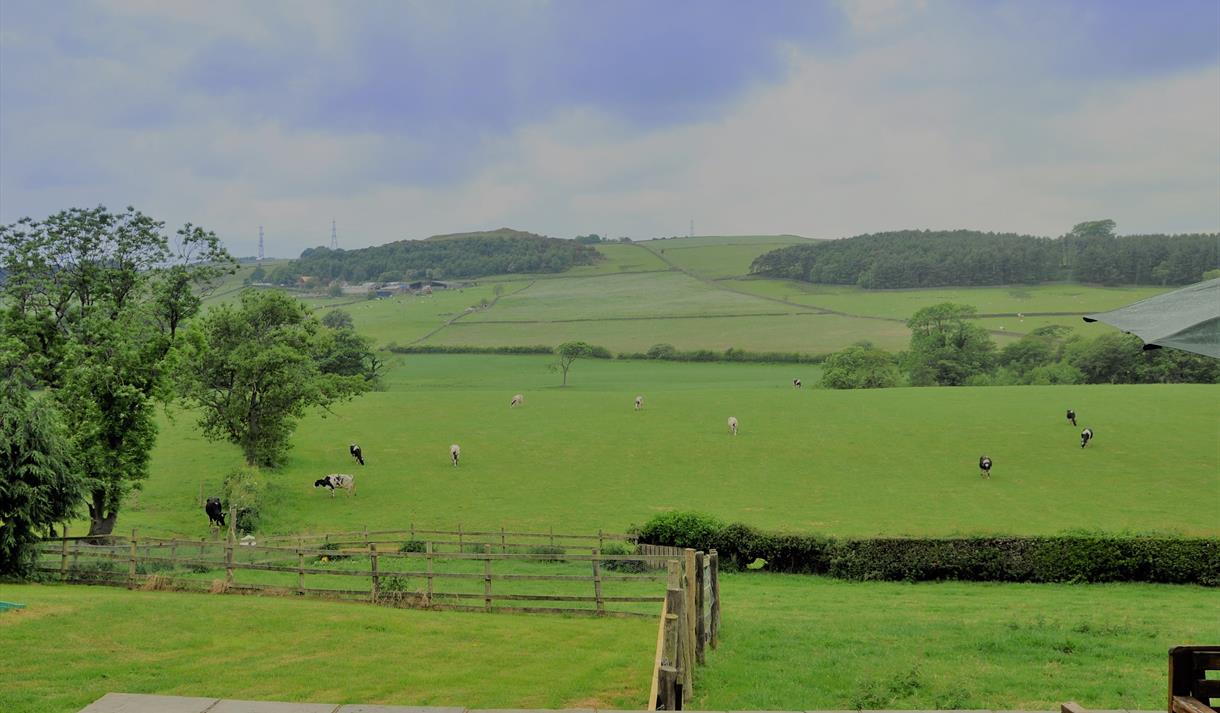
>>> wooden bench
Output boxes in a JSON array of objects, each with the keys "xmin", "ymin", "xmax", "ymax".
[{"xmin": 1170, "ymin": 645, "xmax": 1220, "ymax": 713}]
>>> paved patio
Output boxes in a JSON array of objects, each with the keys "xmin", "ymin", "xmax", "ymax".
[{"xmin": 78, "ymin": 693, "xmax": 1163, "ymax": 713}]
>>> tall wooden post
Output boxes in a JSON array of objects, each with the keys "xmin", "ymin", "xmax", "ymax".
[
  {"xmin": 709, "ymin": 549, "xmax": 720, "ymax": 649},
  {"xmin": 370, "ymin": 543, "xmax": 380, "ymax": 604},
  {"xmin": 592, "ymin": 548, "xmax": 605, "ymax": 616},
  {"xmin": 694, "ymin": 550, "xmax": 706, "ymax": 665},
  {"xmin": 597, "ymin": 528, "xmax": 604, "ymax": 552},
  {"xmin": 683, "ymin": 548, "xmax": 696, "ymax": 692},
  {"xmin": 425, "ymin": 541, "xmax": 434, "ymax": 605},
  {"xmin": 60, "ymin": 525, "xmax": 69, "ymax": 579},
  {"xmin": 296, "ymin": 547, "xmax": 305, "ymax": 595},
  {"xmin": 483, "ymin": 543, "xmax": 493, "ymax": 612},
  {"xmin": 549, "ymin": 525, "xmax": 555, "ymax": 547},
  {"xmin": 457, "ymin": 523, "xmax": 464, "ymax": 552},
  {"xmin": 128, "ymin": 529, "xmax": 138, "ymax": 589},
  {"xmin": 501, "ymin": 526, "xmax": 507, "ymax": 554},
  {"xmin": 224, "ymin": 517, "xmax": 235, "ymax": 587}
]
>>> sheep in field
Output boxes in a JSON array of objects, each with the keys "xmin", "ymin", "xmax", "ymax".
[
  {"xmin": 1080, "ymin": 428, "xmax": 1093, "ymax": 449},
  {"xmin": 1066, "ymin": 409, "xmax": 1076, "ymax": 427},
  {"xmin": 450, "ymin": 444, "xmax": 461, "ymax": 466},
  {"xmin": 314, "ymin": 474, "xmax": 356, "ymax": 498},
  {"xmin": 510, "ymin": 394, "xmax": 524, "ymax": 407},
  {"xmin": 635, "ymin": 395, "xmax": 644, "ymax": 411},
  {"xmin": 792, "ymin": 378, "xmax": 802, "ymax": 389},
  {"xmin": 727, "ymin": 416, "xmax": 739, "ymax": 435},
  {"xmin": 350, "ymin": 443, "xmax": 364, "ymax": 466},
  {"xmin": 978, "ymin": 456, "xmax": 992, "ymax": 479},
  {"xmin": 204, "ymin": 497, "xmax": 225, "ymax": 529}
]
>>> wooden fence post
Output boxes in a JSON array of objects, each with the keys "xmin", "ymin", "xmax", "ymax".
[
  {"xmin": 224, "ymin": 519, "xmax": 234, "ymax": 587},
  {"xmin": 128, "ymin": 529, "xmax": 138, "ymax": 589},
  {"xmin": 668, "ymin": 579, "xmax": 690, "ymax": 705},
  {"xmin": 549, "ymin": 525, "xmax": 554, "ymax": 547},
  {"xmin": 458, "ymin": 523, "xmax": 464, "ymax": 552},
  {"xmin": 592, "ymin": 548, "xmax": 604, "ymax": 616},
  {"xmin": 709, "ymin": 549, "xmax": 720, "ymax": 649},
  {"xmin": 60, "ymin": 525, "xmax": 69, "ymax": 579},
  {"xmin": 370, "ymin": 543, "xmax": 379, "ymax": 604},
  {"xmin": 197, "ymin": 481, "xmax": 203, "ymax": 507},
  {"xmin": 425, "ymin": 541, "xmax": 434, "ymax": 605},
  {"xmin": 695, "ymin": 550, "xmax": 705, "ymax": 665},
  {"xmin": 297, "ymin": 546, "xmax": 305, "ymax": 595},
  {"xmin": 658, "ymin": 665, "xmax": 679, "ymax": 711},
  {"xmin": 598, "ymin": 528, "xmax": 604, "ymax": 552},
  {"xmin": 501, "ymin": 526, "xmax": 507, "ymax": 554},
  {"xmin": 683, "ymin": 548, "xmax": 696, "ymax": 693},
  {"xmin": 410, "ymin": 522, "xmax": 415, "ymax": 541},
  {"xmin": 483, "ymin": 543, "xmax": 493, "ymax": 612}
]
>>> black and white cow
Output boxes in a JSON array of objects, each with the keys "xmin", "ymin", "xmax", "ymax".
[
  {"xmin": 204, "ymin": 497, "xmax": 225, "ymax": 529},
  {"xmin": 314, "ymin": 474, "xmax": 356, "ymax": 497},
  {"xmin": 1080, "ymin": 428, "xmax": 1093, "ymax": 449},
  {"xmin": 450, "ymin": 444, "xmax": 461, "ymax": 467},
  {"xmin": 1066, "ymin": 409, "xmax": 1077, "ymax": 427},
  {"xmin": 978, "ymin": 456, "xmax": 992, "ymax": 479},
  {"xmin": 792, "ymin": 378, "xmax": 802, "ymax": 389},
  {"xmin": 350, "ymin": 443, "xmax": 365, "ymax": 466}
]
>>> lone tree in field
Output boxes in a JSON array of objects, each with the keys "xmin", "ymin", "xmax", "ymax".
[
  {"xmin": 554, "ymin": 341, "xmax": 594, "ymax": 387},
  {"xmin": 0, "ymin": 206, "xmax": 235, "ymax": 536},
  {"xmin": 179, "ymin": 289, "xmax": 372, "ymax": 467},
  {"xmin": 0, "ymin": 368, "xmax": 84, "ymax": 575},
  {"xmin": 904, "ymin": 303, "xmax": 995, "ymax": 386}
]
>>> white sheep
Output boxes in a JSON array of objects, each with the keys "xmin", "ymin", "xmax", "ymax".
[
  {"xmin": 727, "ymin": 416, "xmax": 738, "ymax": 435},
  {"xmin": 634, "ymin": 395, "xmax": 644, "ymax": 411},
  {"xmin": 510, "ymin": 394, "xmax": 524, "ymax": 407},
  {"xmin": 450, "ymin": 444, "xmax": 461, "ymax": 466}
]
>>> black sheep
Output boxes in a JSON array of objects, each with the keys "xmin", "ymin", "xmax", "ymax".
[
  {"xmin": 204, "ymin": 497, "xmax": 225, "ymax": 529},
  {"xmin": 350, "ymin": 443, "xmax": 364, "ymax": 466},
  {"xmin": 978, "ymin": 456, "xmax": 992, "ymax": 479},
  {"xmin": 1066, "ymin": 409, "xmax": 1077, "ymax": 427}
]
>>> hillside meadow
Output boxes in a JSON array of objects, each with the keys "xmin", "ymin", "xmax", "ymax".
[{"xmin": 92, "ymin": 354, "xmax": 1218, "ymax": 541}]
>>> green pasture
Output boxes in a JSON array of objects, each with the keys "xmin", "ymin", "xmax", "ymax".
[
  {"xmin": 646, "ymin": 241, "xmax": 811, "ymax": 279},
  {"xmin": 100, "ymin": 355, "xmax": 1217, "ymax": 541},
  {"xmin": 697, "ymin": 574, "xmax": 1220, "ymax": 710},
  {"xmin": 0, "ymin": 583, "xmax": 654, "ymax": 713},
  {"xmin": 640, "ymin": 234, "xmax": 813, "ymax": 249}
]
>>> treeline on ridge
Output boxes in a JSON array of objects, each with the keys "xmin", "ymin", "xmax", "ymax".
[
  {"xmin": 267, "ymin": 228, "xmax": 601, "ymax": 285},
  {"xmin": 750, "ymin": 220, "xmax": 1219, "ymax": 288}
]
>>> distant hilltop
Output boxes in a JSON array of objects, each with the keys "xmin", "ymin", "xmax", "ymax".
[{"xmin": 422, "ymin": 227, "xmax": 548, "ymax": 241}]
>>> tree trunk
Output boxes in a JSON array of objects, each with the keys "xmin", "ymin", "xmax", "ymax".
[{"xmin": 87, "ymin": 489, "xmax": 118, "ymax": 537}]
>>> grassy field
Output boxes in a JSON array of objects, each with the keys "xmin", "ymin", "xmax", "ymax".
[
  {"xmin": 696, "ymin": 574, "xmax": 1220, "ymax": 710},
  {"xmin": 0, "ymin": 583, "xmax": 654, "ymax": 713},
  {"xmin": 96, "ymin": 354, "xmax": 1218, "ymax": 541}
]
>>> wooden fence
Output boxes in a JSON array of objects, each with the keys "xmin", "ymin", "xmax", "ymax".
[{"xmin": 647, "ymin": 548, "xmax": 720, "ymax": 711}]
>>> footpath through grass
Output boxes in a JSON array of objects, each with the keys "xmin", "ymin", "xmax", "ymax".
[
  {"xmin": 696, "ymin": 573, "xmax": 1219, "ymax": 710},
  {"xmin": 0, "ymin": 583, "xmax": 655, "ymax": 713}
]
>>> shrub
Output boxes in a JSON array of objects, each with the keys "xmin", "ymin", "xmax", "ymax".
[
  {"xmin": 600, "ymin": 541, "xmax": 647, "ymax": 573},
  {"xmin": 637, "ymin": 511, "xmax": 726, "ymax": 550},
  {"xmin": 387, "ymin": 344, "xmax": 554, "ymax": 355},
  {"xmin": 398, "ymin": 540, "xmax": 426, "ymax": 553},
  {"xmin": 314, "ymin": 542, "xmax": 352, "ymax": 562}
]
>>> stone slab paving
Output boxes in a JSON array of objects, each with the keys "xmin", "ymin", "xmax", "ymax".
[{"xmin": 77, "ymin": 693, "xmax": 1165, "ymax": 713}]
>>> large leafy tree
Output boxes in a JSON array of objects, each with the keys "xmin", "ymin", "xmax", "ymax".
[
  {"xmin": 904, "ymin": 303, "xmax": 996, "ymax": 386},
  {"xmin": 0, "ymin": 369, "xmax": 84, "ymax": 574},
  {"xmin": 179, "ymin": 289, "xmax": 371, "ymax": 467},
  {"xmin": 821, "ymin": 344, "xmax": 901, "ymax": 389},
  {"xmin": 0, "ymin": 207, "xmax": 235, "ymax": 535}
]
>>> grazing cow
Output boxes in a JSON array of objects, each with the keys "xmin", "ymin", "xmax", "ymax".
[
  {"xmin": 1080, "ymin": 427, "xmax": 1093, "ymax": 449},
  {"xmin": 978, "ymin": 456, "xmax": 992, "ymax": 479},
  {"xmin": 450, "ymin": 444, "xmax": 461, "ymax": 466},
  {"xmin": 204, "ymin": 497, "xmax": 225, "ymax": 529},
  {"xmin": 727, "ymin": 416, "xmax": 739, "ymax": 435},
  {"xmin": 635, "ymin": 395, "xmax": 644, "ymax": 411},
  {"xmin": 792, "ymin": 378, "xmax": 802, "ymax": 389},
  {"xmin": 1066, "ymin": 409, "xmax": 1076, "ymax": 427},
  {"xmin": 314, "ymin": 474, "xmax": 356, "ymax": 498},
  {"xmin": 510, "ymin": 394, "xmax": 524, "ymax": 407},
  {"xmin": 350, "ymin": 443, "xmax": 365, "ymax": 466}
]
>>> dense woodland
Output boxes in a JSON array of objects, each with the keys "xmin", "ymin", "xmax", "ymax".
[
  {"xmin": 750, "ymin": 221, "xmax": 1219, "ymax": 288},
  {"xmin": 270, "ymin": 228, "xmax": 600, "ymax": 284}
]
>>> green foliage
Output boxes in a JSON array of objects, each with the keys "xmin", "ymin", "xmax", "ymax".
[
  {"xmin": 637, "ymin": 511, "xmax": 726, "ymax": 549},
  {"xmin": 321, "ymin": 310, "xmax": 354, "ymax": 330},
  {"xmin": 554, "ymin": 340, "xmax": 596, "ymax": 386},
  {"xmin": 599, "ymin": 541, "xmax": 646, "ymax": 573},
  {"xmin": 905, "ymin": 303, "xmax": 995, "ymax": 385},
  {"xmin": 638, "ymin": 518, "xmax": 1219, "ymax": 585},
  {"xmin": 821, "ymin": 344, "xmax": 900, "ymax": 388},
  {"xmin": 281, "ymin": 229, "xmax": 601, "ymax": 285},
  {"xmin": 621, "ymin": 344, "xmax": 826, "ymax": 364},
  {"xmin": 398, "ymin": 540, "xmax": 426, "ymax": 553},
  {"xmin": 178, "ymin": 289, "xmax": 371, "ymax": 467},
  {"xmin": 388, "ymin": 344, "xmax": 555, "ymax": 355},
  {"xmin": 0, "ymin": 376, "xmax": 83, "ymax": 575},
  {"xmin": 222, "ymin": 467, "xmax": 264, "ymax": 534},
  {"xmin": 750, "ymin": 225, "xmax": 1218, "ymax": 288},
  {"xmin": 0, "ymin": 206, "xmax": 235, "ymax": 535}
]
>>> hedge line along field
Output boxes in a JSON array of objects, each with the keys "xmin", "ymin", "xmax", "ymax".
[
  {"xmin": 0, "ymin": 584, "xmax": 654, "ymax": 713},
  {"xmin": 106, "ymin": 354, "xmax": 1219, "ymax": 540},
  {"xmin": 695, "ymin": 574, "xmax": 1220, "ymax": 710}
]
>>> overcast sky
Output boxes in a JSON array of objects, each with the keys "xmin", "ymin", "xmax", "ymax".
[{"xmin": 2, "ymin": 0, "xmax": 1217, "ymax": 257}]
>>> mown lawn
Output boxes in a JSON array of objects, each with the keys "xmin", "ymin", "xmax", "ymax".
[
  {"xmin": 100, "ymin": 355, "xmax": 1218, "ymax": 541},
  {"xmin": 0, "ymin": 583, "xmax": 655, "ymax": 713},
  {"xmin": 696, "ymin": 573, "xmax": 1219, "ymax": 710}
]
